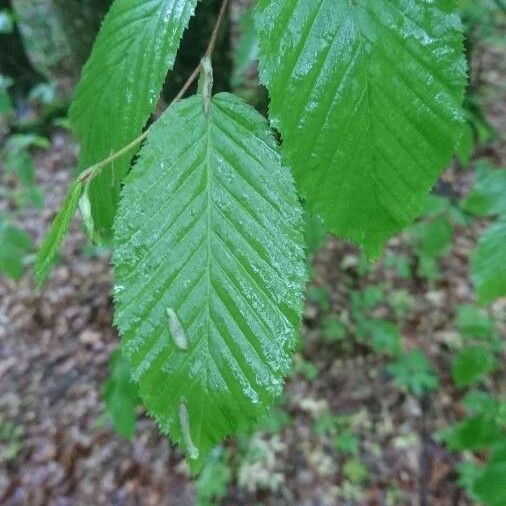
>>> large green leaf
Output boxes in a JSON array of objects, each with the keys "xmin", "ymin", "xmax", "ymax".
[
  {"xmin": 69, "ymin": 0, "xmax": 199, "ymax": 240},
  {"xmin": 471, "ymin": 219, "xmax": 506, "ymax": 304},
  {"xmin": 256, "ymin": 0, "xmax": 467, "ymax": 256},
  {"xmin": 113, "ymin": 93, "xmax": 306, "ymax": 471}
]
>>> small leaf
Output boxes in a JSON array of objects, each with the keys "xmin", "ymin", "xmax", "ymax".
[
  {"xmin": 256, "ymin": 0, "xmax": 467, "ymax": 256},
  {"xmin": 461, "ymin": 390, "xmax": 495, "ymax": 415},
  {"xmin": 321, "ymin": 315, "xmax": 347, "ymax": 343},
  {"xmin": 196, "ymin": 447, "xmax": 231, "ymax": 506},
  {"xmin": 456, "ymin": 304, "xmax": 494, "ymax": 340},
  {"xmin": 463, "ymin": 163, "xmax": 506, "ymax": 217},
  {"xmin": 0, "ymin": 220, "xmax": 34, "ymax": 280},
  {"xmin": 368, "ymin": 320, "xmax": 402, "ymax": 356},
  {"xmin": 113, "ymin": 93, "xmax": 306, "ymax": 471},
  {"xmin": 387, "ymin": 350, "xmax": 439, "ymax": 397},
  {"xmin": 471, "ymin": 219, "xmax": 506, "ymax": 304},
  {"xmin": 35, "ymin": 182, "xmax": 82, "ymax": 287},
  {"xmin": 474, "ymin": 462, "xmax": 506, "ymax": 506},
  {"xmin": 70, "ymin": 0, "xmax": 199, "ymax": 239},
  {"xmin": 343, "ymin": 458, "xmax": 368, "ymax": 484},
  {"xmin": 102, "ymin": 349, "xmax": 138, "ymax": 439},
  {"xmin": 451, "ymin": 346, "xmax": 497, "ymax": 387},
  {"xmin": 456, "ymin": 461, "xmax": 483, "ymax": 502},
  {"xmin": 444, "ymin": 414, "xmax": 502, "ymax": 451},
  {"xmin": 409, "ymin": 216, "xmax": 454, "ymax": 259}
]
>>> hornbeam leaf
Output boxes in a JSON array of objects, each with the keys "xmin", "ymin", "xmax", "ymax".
[
  {"xmin": 471, "ymin": 219, "xmax": 506, "ymax": 304},
  {"xmin": 70, "ymin": 0, "xmax": 199, "ymax": 240},
  {"xmin": 113, "ymin": 93, "xmax": 306, "ymax": 471},
  {"xmin": 256, "ymin": 0, "xmax": 467, "ymax": 256}
]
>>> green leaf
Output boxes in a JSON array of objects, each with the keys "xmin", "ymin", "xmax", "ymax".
[
  {"xmin": 69, "ymin": 0, "xmax": 199, "ymax": 240},
  {"xmin": 113, "ymin": 93, "xmax": 306, "ymax": 471},
  {"xmin": 421, "ymin": 195, "xmax": 451, "ymax": 218},
  {"xmin": 367, "ymin": 320, "xmax": 402, "ymax": 356},
  {"xmin": 0, "ymin": 220, "xmax": 34, "ymax": 280},
  {"xmin": 304, "ymin": 207, "xmax": 327, "ymax": 257},
  {"xmin": 0, "ymin": 74, "xmax": 13, "ymax": 116},
  {"xmin": 3, "ymin": 134, "xmax": 49, "ymax": 187},
  {"xmin": 321, "ymin": 315, "xmax": 347, "ymax": 343},
  {"xmin": 451, "ymin": 346, "xmax": 497, "ymax": 387},
  {"xmin": 386, "ymin": 350, "xmax": 439, "ymax": 397},
  {"xmin": 455, "ymin": 121, "xmax": 474, "ymax": 166},
  {"xmin": 343, "ymin": 458, "xmax": 368, "ymax": 484},
  {"xmin": 456, "ymin": 461, "xmax": 482, "ymax": 503},
  {"xmin": 308, "ymin": 286, "xmax": 331, "ymax": 312},
  {"xmin": 102, "ymin": 349, "xmax": 138, "ymax": 439},
  {"xmin": 334, "ymin": 430, "xmax": 360, "ymax": 456},
  {"xmin": 461, "ymin": 390, "xmax": 495, "ymax": 416},
  {"xmin": 474, "ymin": 462, "xmax": 506, "ymax": 506},
  {"xmin": 256, "ymin": 0, "xmax": 467, "ymax": 256},
  {"xmin": 231, "ymin": 7, "xmax": 259, "ymax": 88},
  {"xmin": 463, "ymin": 163, "xmax": 506, "ymax": 217},
  {"xmin": 34, "ymin": 182, "xmax": 82, "ymax": 286},
  {"xmin": 471, "ymin": 219, "xmax": 506, "ymax": 304},
  {"xmin": 196, "ymin": 448, "xmax": 231, "ymax": 506},
  {"xmin": 409, "ymin": 216, "xmax": 454, "ymax": 258},
  {"xmin": 444, "ymin": 414, "xmax": 502, "ymax": 451},
  {"xmin": 456, "ymin": 304, "xmax": 494, "ymax": 340}
]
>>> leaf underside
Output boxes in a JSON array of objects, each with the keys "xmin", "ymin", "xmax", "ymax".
[
  {"xmin": 70, "ymin": 0, "xmax": 199, "ymax": 240},
  {"xmin": 113, "ymin": 93, "xmax": 306, "ymax": 471},
  {"xmin": 256, "ymin": 0, "xmax": 467, "ymax": 257},
  {"xmin": 471, "ymin": 219, "xmax": 506, "ymax": 304}
]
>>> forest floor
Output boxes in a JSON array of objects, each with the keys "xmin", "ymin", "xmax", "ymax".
[{"xmin": 1, "ymin": 38, "xmax": 506, "ymax": 506}]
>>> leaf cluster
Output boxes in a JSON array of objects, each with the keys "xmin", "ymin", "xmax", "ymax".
[{"xmin": 33, "ymin": 0, "xmax": 473, "ymax": 469}]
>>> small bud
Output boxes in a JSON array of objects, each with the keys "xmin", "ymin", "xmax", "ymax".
[{"xmin": 165, "ymin": 307, "xmax": 188, "ymax": 350}]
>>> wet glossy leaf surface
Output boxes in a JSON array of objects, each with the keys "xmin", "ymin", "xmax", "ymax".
[
  {"xmin": 70, "ymin": 0, "xmax": 199, "ymax": 239},
  {"xmin": 256, "ymin": 0, "xmax": 467, "ymax": 256},
  {"xmin": 113, "ymin": 93, "xmax": 306, "ymax": 471}
]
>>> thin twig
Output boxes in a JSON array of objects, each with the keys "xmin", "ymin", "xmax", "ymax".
[
  {"xmin": 78, "ymin": 0, "xmax": 229, "ymax": 185},
  {"xmin": 205, "ymin": 0, "xmax": 229, "ymax": 57}
]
